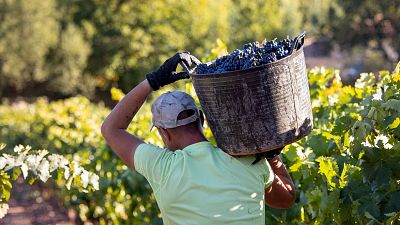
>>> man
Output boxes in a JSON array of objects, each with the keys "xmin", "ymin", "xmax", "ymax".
[{"xmin": 101, "ymin": 52, "xmax": 295, "ymax": 225}]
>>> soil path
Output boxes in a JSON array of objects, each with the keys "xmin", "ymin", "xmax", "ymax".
[{"xmin": 0, "ymin": 178, "xmax": 75, "ymax": 225}]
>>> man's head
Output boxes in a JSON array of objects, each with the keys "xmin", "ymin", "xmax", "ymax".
[{"xmin": 151, "ymin": 91, "xmax": 205, "ymax": 150}]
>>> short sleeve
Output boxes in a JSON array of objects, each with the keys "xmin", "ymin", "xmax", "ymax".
[
  {"xmin": 264, "ymin": 160, "xmax": 275, "ymax": 188},
  {"xmin": 134, "ymin": 143, "xmax": 175, "ymax": 188}
]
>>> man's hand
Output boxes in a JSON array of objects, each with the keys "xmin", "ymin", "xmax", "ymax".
[
  {"xmin": 265, "ymin": 155, "xmax": 296, "ymax": 209},
  {"xmin": 146, "ymin": 52, "xmax": 201, "ymax": 91}
]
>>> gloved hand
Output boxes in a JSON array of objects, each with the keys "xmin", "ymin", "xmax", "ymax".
[
  {"xmin": 252, "ymin": 147, "xmax": 284, "ymax": 165},
  {"xmin": 146, "ymin": 52, "xmax": 201, "ymax": 91}
]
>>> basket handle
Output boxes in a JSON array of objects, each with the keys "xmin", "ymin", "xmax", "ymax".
[
  {"xmin": 290, "ymin": 31, "xmax": 306, "ymax": 54},
  {"xmin": 179, "ymin": 61, "xmax": 199, "ymax": 75},
  {"xmin": 179, "ymin": 61, "xmax": 190, "ymax": 74}
]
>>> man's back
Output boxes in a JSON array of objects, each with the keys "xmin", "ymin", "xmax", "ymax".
[
  {"xmin": 134, "ymin": 141, "xmax": 275, "ymax": 225},
  {"xmin": 102, "ymin": 53, "xmax": 295, "ymax": 225}
]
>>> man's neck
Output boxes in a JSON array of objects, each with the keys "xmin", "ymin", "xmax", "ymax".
[{"xmin": 175, "ymin": 134, "xmax": 208, "ymax": 150}]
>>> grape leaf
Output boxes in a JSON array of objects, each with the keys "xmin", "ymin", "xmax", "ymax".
[
  {"xmin": 28, "ymin": 176, "xmax": 36, "ymax": 185},
  {"xmin": 307, "ymin": 134, "xmax": 330, "ymax": 156},
  {"xmin": 352, "ymin": 121, "xmax": 372, "ymax": 140},
  {"xmin": 339, "ymin": 163, "xmax": 350, "ymax": 188},
  {"xmin": 388, "ymin": 117, "xmax": 400, "ymax": 129},
  {"xmin": 283, "ymin": 145, "xmax": 298, "ymax": 162},
  {"xmin": 381, "ymin": 99, "xmax": 400, "ymax": 112},
  {"xmin": 12, "ymin": 168, "xmax": 21, "ymax": 180},
  {"xmin": 316, "ymin": 157, "xmax": 339, "ymax": 190},
  {"xmin": 383, "ymin": 192, "xmax": 400, "ymax": 214},
  {"xmin": 383, "ymin": 114, "xmax": 397, "ymax": 129}
]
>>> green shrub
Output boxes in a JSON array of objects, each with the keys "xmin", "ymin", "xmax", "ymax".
[
  {"xmin": 0, "ymin": 67, "xmax": 399, "ymax": 224},
  {"xmin": 0, "ymin": 144, "xmax": 99, "ymax": 219}
]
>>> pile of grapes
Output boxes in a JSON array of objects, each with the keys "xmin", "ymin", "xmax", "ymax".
[{"xmin": 196, "ymin": 37, "xmax": 293, "ymax": 74}]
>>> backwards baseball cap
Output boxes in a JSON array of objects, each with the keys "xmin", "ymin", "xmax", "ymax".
[{"xmin": 151, "ymin": 91, "xmax": 200, "ymax": 129}]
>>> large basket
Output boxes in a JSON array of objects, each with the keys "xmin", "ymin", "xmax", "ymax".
[{"xmin": 190, "ymin": 32, "xmax": 313, "ymax": 156}]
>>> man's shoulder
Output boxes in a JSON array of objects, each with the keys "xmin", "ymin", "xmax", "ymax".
[
  {"xmin": 135, "ymin": 142, "xmax": 167, "ymax": 157},
  {"xmin": 134, "ymin": 143, "xmax": 175, "ymax": 170}
]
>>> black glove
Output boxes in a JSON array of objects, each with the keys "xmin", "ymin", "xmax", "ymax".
[
  {"xmin": 252, "ymin": 147, "xmax": 284, "ymax": 165},
  {"xmin": 146, "ymin": 52, "xmax": 201, "ymax": 91}
]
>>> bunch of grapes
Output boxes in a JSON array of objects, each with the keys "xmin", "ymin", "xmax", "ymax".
[{"xmin": 196, "ymin": 37, "xmax": 293, "ymax": 74}]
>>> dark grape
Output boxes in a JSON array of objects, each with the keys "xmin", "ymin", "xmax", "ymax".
[{"xmin": 195, "ymin": 36, "xmax": 293, "ymax": 74}]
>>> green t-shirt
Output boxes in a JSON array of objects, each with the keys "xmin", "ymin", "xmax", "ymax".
[{"xmin": 134, "ymin": 141, "xmax": 275, "ymax": 225}]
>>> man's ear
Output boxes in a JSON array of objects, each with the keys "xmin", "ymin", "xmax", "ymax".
[{"xmin": 159, "ymin": 127, "xmax": 171, "ymax": 142}]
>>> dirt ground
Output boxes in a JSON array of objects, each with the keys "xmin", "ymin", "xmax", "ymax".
[{"xmin": 0, "ymin": 178, "xmax": 76, "ymax": 225}]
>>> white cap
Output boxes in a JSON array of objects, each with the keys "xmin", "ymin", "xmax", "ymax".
[{"xmin": 151, "ymin": 91, "xmax": 200, "ymax": 129}]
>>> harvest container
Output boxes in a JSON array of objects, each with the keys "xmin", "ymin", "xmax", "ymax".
[{"xmin": 190, "ymin": 32, "xmax": 313, "ymax": 156}]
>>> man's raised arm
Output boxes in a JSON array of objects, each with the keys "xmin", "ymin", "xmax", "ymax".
[
  {"xmin": 101, "ymin": 80, "xmax": 151, "ymax": 169},
  {"xmin": 101, "ymin": 52, "xmax": 201, "ymax": 169}
]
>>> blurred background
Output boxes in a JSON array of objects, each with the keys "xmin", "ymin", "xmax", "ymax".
[
  {"xmin": 1, "ymin": 1, "xmax": 400, "ymax": 225},
  {"xmin": 0, "ymin": 0, "xmax": 398, "ymax": 102}
]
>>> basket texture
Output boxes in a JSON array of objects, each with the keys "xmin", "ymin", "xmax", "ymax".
[{"xmin": 190, "ymin": 36, "xmax": 313, "ymax": 155}]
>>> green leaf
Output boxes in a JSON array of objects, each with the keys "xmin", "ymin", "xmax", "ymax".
[
  {"xmin": 307, "ymin": 134, "xmax": 330, "ymax": 156},
  {"xmin": 342, "ymin": 131, "xmax": 351, "ymax": 149},
  {"xmin": 385, "ymin": 212, "xmax": 397, "ymax": 217},
  {"xmin": 393, "ymin": 142, "xmax": 400, "ymax": 151},
  {"xmin": 383, "ymin": 192, "xmax": 400, "ymax": 216},
  {"xmin": 367, "ymin": 107, "xmax": 376, "ymax": 119},
  {"xmin": 365, "ymin": 221, "xmax": 374, "ymax": 225},
  {"xmin": 12, "ymin": 168, "xmax": 21, "ymax": 180},
  {"xmin": 28, "ymin": 176, "xmax": 36, "ymax": 185},
  {"xmin": 316, "ymin": 157, "xmax": 339, "ymax": 190},
  {"xmin": 332, "ymin": 115, "xmax": 357, "ymax": 135},
  {"xmin": 375, "ymin": 163, "xmax": 391, "ymax": 186},
  {"xmin": 364, "ymin": 211, "xmax": 378, "ymax": 221},
  {"xmin": 339, "ymin": 164, "xmax": 349, "ymax": 188},
  {"xmin": 283, "ymin": 145, "xmax": 297, "ymax": 162},
  {"xmin": 0, "ymin": 175, "xmax": 11, "ymax": 201},
  {"xmin": 388, "ymin": 117, "xmax": 400, "ymax": 129},
  {"xmin": 352, "ymin": 121, "xmax": 372, "ymax": 141},
  {"xmin": 289, "ymin": 160, "xmax": 303, "ymax": 173},
  {"xmin": 383, "ymin": 114, "xmax": 396, "ymax": 129},
  {"xmin": 386, "ymin": 213, "xmax": 400, "ymax": 225},
  {"xmin": 57, "ymin": 169, "xmax": 63, "ymax": 181},
  {"xmin": 381, "ymin": 99, "xmax": 400, "ymax": 112}
]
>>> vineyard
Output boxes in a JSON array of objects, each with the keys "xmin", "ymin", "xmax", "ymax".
[
  {"xmin": 0, "ymin": 0, "xmax": 399, "ymax": 224},
  {"xmin": 1, "ymin": 64, "xmax": 400, "ymax": 224}
]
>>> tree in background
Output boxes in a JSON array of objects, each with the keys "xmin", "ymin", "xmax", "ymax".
[
  {"xmin": 0, "ymin": 0, "xmax": 306, "ymax": 98},
  {"xmin": 298, "ymin": 0, "xmax": 342, "ymax": 38},
  {"xmin": 0, "ymin": 0, "xmax": 333, "ymax": 98},
  {"xmin": 46, "ymin": 24, "xmax": 92, "ymax": 96},
  {"xmin": 229, "ymin": 0, "xmax": 303, "ymax": 48},
  {"xmin": 0, "ymin": 0, "xmax": 59, "ymax": 93},
  {"xmin": 59, "ymin": 0, "xmax": 231, "ymax": 92},
  {"xmin": 301, "ymin": 0, "xmax": 400, "ymax": 71},
  {"xmin": 0, "ymin": 0, "xmax": 397, "ymax": 98},
  {"xmin": 323, "ymin": 0, "xmax": 399, "ymax": 64},
  {"xmin": 0, "ymin": 0, "xmax": 92, "ymax": 97}
]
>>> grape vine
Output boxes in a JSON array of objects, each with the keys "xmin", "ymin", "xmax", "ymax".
[{"xmin": 0, "ymin": 144, "xmax": 99, "ymax": 219}]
